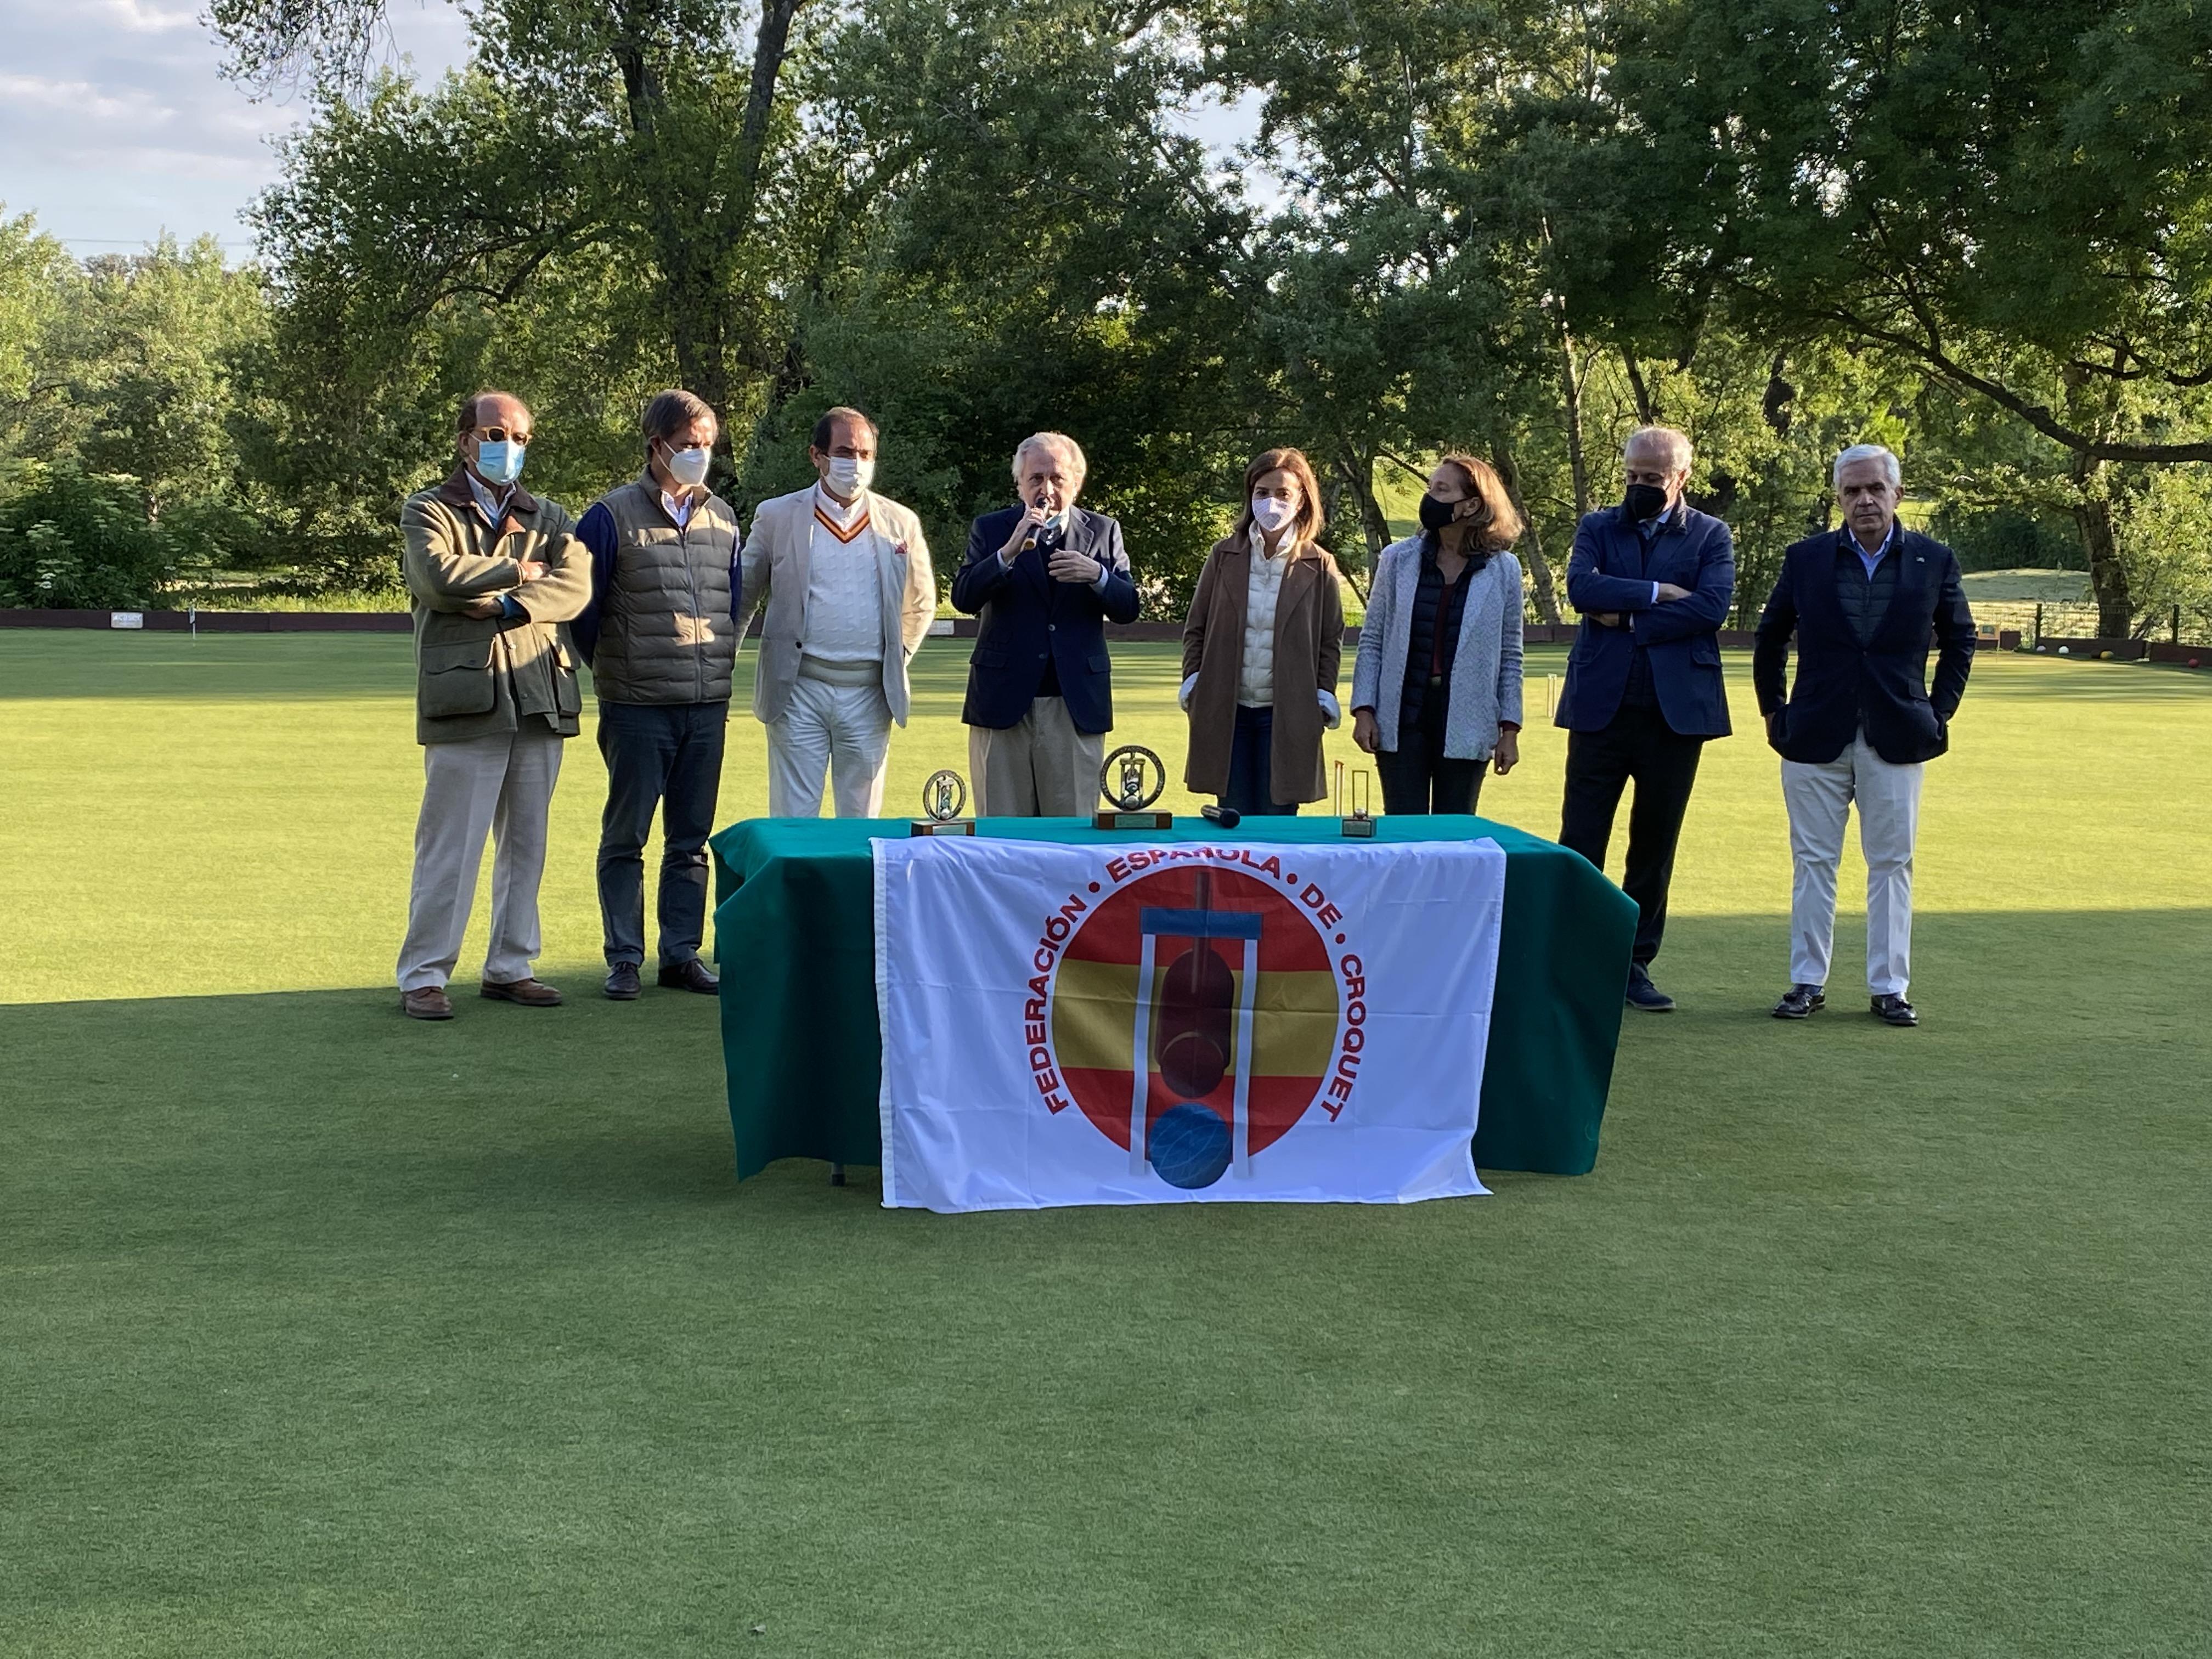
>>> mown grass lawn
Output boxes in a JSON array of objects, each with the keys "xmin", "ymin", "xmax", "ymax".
[{"xmin": 2, "ymin": 633, "xmax": 2207, "ymax": 1657}]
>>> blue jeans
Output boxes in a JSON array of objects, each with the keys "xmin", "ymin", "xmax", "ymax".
[
  {"xmin": 1223, "ymin": 704, "xmax": 1297, "ymax": 816},
  {"xmin": 595, "ymin": 699, "xmax": 728, "ymax": 967}
]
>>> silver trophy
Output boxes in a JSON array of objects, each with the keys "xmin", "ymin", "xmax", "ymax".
[{"xmin": 1335, "ymin": 759, "xmax": 1375, "ymax": 837}]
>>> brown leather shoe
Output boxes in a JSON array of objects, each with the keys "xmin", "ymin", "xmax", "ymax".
[
  {"xmin": 402, "ymin": 986, "xmax": 454, "ymax": 1020},
  {"xmin": 480, "ymin": 977, "xmax": 563, "ymax": 1007}
]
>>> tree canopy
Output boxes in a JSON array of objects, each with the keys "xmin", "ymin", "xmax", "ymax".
[{"xmin": 2, "ymin": 0, "xmax": 2207, "ymax": 633}]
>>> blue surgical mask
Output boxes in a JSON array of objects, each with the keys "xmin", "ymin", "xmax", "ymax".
[{"xmin": 476, "ymin": 440, "xmax": 526, "ymax": 485}]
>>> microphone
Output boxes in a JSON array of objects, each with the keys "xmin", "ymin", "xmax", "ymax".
[
  {"xmin": 1020, "ymin": 495, "xmax": 1062, "ymax": 554},
  {"xmin": 1200, "ymin": 803, "xmax": 1241, "ymax": 829}
]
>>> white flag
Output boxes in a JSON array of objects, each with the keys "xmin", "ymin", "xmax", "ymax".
[{"xmin": 872, "ymin": 836, "xmax": 1505, "ymax": 1212}]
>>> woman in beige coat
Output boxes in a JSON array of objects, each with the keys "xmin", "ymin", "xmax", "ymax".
[{"xmin": 1179, "ymin": 448, "xmax": 1347, "ymax": 814}]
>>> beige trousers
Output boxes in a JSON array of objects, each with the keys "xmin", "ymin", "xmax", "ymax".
[
  {"xmin": 396, "ymin": 724, "xmax": 565, "ymax": 991},
  {"xmin": 766, "ymin": 675, "xmax": 891, "ymax": 818},
  {"xmin": 968, "ymin": 698, "xmax": 1104, "ymax": 817},
  {"xmin": 1781, "ymin": 733, "xmax": 1923, "ymax": 997}
]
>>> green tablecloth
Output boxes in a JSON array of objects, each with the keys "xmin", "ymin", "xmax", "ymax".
[{"xmin": 708, "ymin": 816, "xmax": 1635, "ymax": 1181}]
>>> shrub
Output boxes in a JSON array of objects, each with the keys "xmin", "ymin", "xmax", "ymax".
[{"xmin": 0, "ymin": 465, "xmax": 180, "ymax": 609}]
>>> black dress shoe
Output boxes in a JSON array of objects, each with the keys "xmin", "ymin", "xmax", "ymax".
[
  {"xmin": 1772, "ymin": 983, "xmax": 1826, "ymax": 1019},
  {"xmin": 658, "ymin": 958, "xmax": 720, "ymax": 994},
  {"xmin": 1624, "ymin": 964, "xmax": 1675, "ymax": 1013},
  {"xmin": 603, "ymin": 962, "xmax": 642, "ymax": 1001},
  {"xmin": 1871, "ymin": 993, "xmax": 1918, "ymax": 1027}
]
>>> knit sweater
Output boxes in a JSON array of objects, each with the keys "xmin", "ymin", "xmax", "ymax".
[{"xmin": 802, "ymin": 486, "xmax": 885, "ymax": 664}]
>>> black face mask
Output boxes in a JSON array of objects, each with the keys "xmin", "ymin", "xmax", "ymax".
[
  {"xmin": 1418, "ymin": 493, "xmax": 1459, "ymax": 532},
  {"xmin": 1624, "ymin": 482, "xmax": 1670, "ymax": 522}
]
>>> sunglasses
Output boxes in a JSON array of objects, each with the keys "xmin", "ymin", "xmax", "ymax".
[{"xmin": 470, "ymin": 425, "xmax": 532, "ymax": 445}]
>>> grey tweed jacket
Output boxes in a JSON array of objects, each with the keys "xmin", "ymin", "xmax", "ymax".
[{"xmin": 1351, "ymin": 538, "xmax": 1525, "ymax": 760}]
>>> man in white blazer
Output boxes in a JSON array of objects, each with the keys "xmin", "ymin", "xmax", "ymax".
[{"xmin": 737, "ymin": 406, "xmax": 936, "ymax": 817}]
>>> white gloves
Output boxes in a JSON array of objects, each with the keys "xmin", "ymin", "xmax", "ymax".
[{"xmin": 1179, "ymin": 673, "xmax": 1198, "ymax": 712}]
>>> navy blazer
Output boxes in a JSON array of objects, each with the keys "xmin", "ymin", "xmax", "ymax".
[
  {"xmin": 951, "ymin": 505, "xmax": 1139, "ymax": 733},
  {"xmin": 1752, "ymin": 528, "xmax": 1975, "ymax": 766},
  {"xmin": 1555, "ymin": 504, "xmax": 1735, "ymax": 737}
]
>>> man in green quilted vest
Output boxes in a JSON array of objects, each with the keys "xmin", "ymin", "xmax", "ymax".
[
  {"xmin": 396, "ymin": 390, "xmax": 591, "ymax": 1021},
  {"xmin": 571, "ymin": 390, "xmax": 744, "ymax": 1002}
]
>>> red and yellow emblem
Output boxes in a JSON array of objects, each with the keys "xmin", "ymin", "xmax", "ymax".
[{"xmin": 1048, "ymin": 865, "xmax": 1339, "ymax": 1187}]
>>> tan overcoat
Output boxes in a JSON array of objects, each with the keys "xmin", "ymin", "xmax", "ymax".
[{"xmin": 1181, "ymin": 535, "xmax": 1345, "ymax": 803}]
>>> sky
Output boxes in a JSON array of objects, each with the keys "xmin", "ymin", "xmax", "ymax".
[
  {"xmin": 0, "ymin": 0, "xmax": 1267, "ymax": 259},
  {"xmin": 0, "ymin": 0, "xmax": 470, "ymax": 255}
]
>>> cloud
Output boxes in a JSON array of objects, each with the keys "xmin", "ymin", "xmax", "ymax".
[
  {"xmin": 0, "ymin": 72, "xmax": 176, "ymax": 124},
  {"xmin": 100, "ymin": 0, "xmax": 202, "ymax": 33},
  {"xmin": 0, "ymin": 0, "xmax": 470, "ymax": 249}
]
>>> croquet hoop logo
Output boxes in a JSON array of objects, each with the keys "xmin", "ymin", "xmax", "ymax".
[{"xmin": 1019, "ymin": 845, "xmax": 1365, "ymax": 1190}]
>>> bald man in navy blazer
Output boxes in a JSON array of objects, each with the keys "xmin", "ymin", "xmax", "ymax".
[{"xmin": 1556, "ymin": 424, "xmax": 1735, "ymax": 1013}]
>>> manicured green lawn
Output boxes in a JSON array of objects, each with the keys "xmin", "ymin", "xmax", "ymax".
[{"xmin": 2, "ymin": 633, "xmax": 2207, "ymax": 1656}]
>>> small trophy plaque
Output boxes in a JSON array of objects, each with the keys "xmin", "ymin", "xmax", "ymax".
[
  {"xmin": 912, "ymin": 769, "xmax": 977, "ymax": 836},
  {"xmin": 1094, "ymin": 745, "xmax": 1173, "ymax": 831},
  {"xmin": 1335, "ymin": 759, "xmax": 1375, "ymax": 838}
]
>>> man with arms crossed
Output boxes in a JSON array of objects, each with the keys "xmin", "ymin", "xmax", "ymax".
[
  {"xmin": 1754, "ymin": 443, "xmax": 1976, "ymax": 1027},
  {"xmin": 396, "ymin": 390, "xmax": 590, "ymax": 1020},
  {"xmin": 738, "ymin": 407, "xmax": 935, "ymax": 817},
  {"xmin": 1556, "ymin": 424, "xmax": 1736, "ymax": 1013}
]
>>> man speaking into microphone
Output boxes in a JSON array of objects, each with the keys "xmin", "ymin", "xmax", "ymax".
[{"xmin": 952, "ymin": 432, "xmax": 1140, "ymax": 816}]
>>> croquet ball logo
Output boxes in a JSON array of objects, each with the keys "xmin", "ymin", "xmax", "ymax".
[{"xmin": 1047, "ymin": 865, "xmax": 1339, "ymax": 1188}]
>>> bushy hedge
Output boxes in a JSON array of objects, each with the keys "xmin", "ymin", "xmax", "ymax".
[{"xmin": 0, "ymin": 465, "xmax": 185, "ymax": 609}]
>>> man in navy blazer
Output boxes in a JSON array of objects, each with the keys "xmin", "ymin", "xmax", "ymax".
[
  {"xmin": 952, "ymin": 432, "xmax": 1140, "ymax": 814},
  {"xmin": 1753, "ymin": 443, "xmax": 1976, "ymax": 1028},
  {"xmin": 1556, "ymin": 424, "xmax": 1736, "ymax": 1012}
]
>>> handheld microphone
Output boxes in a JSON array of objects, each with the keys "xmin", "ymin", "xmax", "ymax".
[
  {"xmin": 1200, "ymin": 803, "xmax": 1241, "ymax": 829},
  {"xmin": 1020, "ymin": 493, "xmax": 1060, "ymax": 554}
]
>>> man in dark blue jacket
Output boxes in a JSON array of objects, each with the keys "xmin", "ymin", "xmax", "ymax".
[
  {"xmin": 1556, "ymin": 425, "xmax": 1736, "ymax": 1012},
  {"xmin": 952, "ymin": 432, "xmax": 1140, "ymax": 815},
  {"xmin": 1753, "ymin": 444, "xmax": 1976, "ymax": 1028}
]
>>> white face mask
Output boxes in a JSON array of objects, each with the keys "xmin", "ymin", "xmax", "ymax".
[
  {"xmin": 824, "ymin": 455, "xmax": 874, "ymax": 496},
  {"xmin": 663, "ymin": 445, "xmax": 711, "ymax": 488},
  {"xmin": 1251, "ymin": 495, "xmax": 1298, "ymax": 535}
]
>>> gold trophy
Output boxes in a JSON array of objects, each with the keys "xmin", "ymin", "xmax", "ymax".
[
  {"xmin": 911, "ymin": 769, "xmax": 977, "ymax": 836},
  {"xmin": 1335, "ymin": 759, "xmax": 1375, "ymax": 837},
  {"xmin": 1094, "ymin": 745, "xmax": 1173, "ymax": 831}
]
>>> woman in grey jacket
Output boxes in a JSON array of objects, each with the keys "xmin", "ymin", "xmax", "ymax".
[{"xmin": 1350, "ymin": 454, "xmax": 1525, "ymax": 815}]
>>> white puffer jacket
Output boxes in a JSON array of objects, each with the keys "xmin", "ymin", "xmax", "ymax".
[{"xmin": 1238, "ymin": 532, "xmax": 1289, "ymax": 707}]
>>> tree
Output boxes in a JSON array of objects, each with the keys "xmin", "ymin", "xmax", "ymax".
[
  {"xmin": 1574, "ymin": 0, "xmax": 2212, "ymax": 633},
  {"xmin": 217, "ymin": 0, "xmax": 816, "ymax": 430},
  {"xmin": 0, "ymin": 208, "xmax": 74, "ymax": 456}
]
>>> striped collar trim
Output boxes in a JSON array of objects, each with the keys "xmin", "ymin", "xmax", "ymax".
[{"xmin": 813, "ymin": 503, "xmax": 873, "ymax": 543}]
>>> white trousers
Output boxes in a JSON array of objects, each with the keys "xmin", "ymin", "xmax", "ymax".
[
  {"xmin": 767, "ymin": 675, "xmax": 892, "ymax": 819},
  {"xmin": 397, "ymin": 725, "xmax": 565, "ymax": 991},
  {"xmin": 969, "ymin": 697, "xmax": 1104, "ymax": 817},
  {"xmin": 1780, "ymin": 733, "xmax": 1923, "ymax": 997}
]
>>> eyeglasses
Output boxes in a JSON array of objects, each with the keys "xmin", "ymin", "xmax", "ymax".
[{"xmin": 470, "ymin": 425, "xmax": 531, "ymax": 445}]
